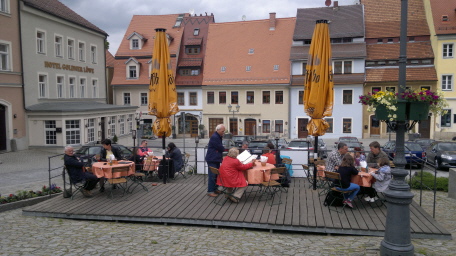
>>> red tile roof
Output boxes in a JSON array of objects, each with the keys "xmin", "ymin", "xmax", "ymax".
[
  {"xmin": 363, "ymin": 0, "xmax": 429, "ymax": 38},
  {"xmin": 178, "ymin": 58, "xmax": 202, "ymax": 67},
  {"xmin": 186, "ymin": 38, "xmax": 203, "ymax": 45},
  {"xmin": 429, "ymin": 0, "xmax": 456, "ymax": 35},
  {"xmin": 366, "ymin": 41, "xmax": 434, "ymax": 60},
  {"xmin": 106, "ymin": 50, "xmax": 115, "ymax": 67},
  {"xmin": 203, "ymin": 17, "xmax": 296, "ymax": 85},
  {"xmin": 366, "ymin": 67, "xmax": 437, "ymax": 82},
  {"xmin": 22, "ymin": 0, "xmax": 108, "ymax": 36}
]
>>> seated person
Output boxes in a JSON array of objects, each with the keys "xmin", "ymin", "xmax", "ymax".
[
  {"xmin": 366, "ymin": 141, "xmax": 389, "ymax": 168},
  {"xmin": 137, "ymin": 140, "xmax": 153, "ymax": 159},
  {"xmin": 335, "ymin": 154, "xmax": 360, "ymax": 209},
  {"xmin": 63, "ymin": 146, "xmax": 99, "ymax": 198},
  {"xmin": 326, "ymin": 142, "xmax": 348, "ymax": 172},
  {"xmin": 354, "ymin": 147, "xmax": 366, "ymax": 166},
  {"xmin": 165, "ymin": 142, "xmax": 183, "ymax": 173},
  {"xmin": 261, "ymin": 146, "xmax": 276, "ymax": 165},
  {"xmin": 217, "ymin": 147, "xmax": 255, "ymax": 203},
  {"xmin": 100, "ymin": 139, "xmax": 122, "ymax": 162},
  {"xmin": 364, "ymin": 157, "xmax": 392, "ymax": 202},
  {"xmin": 239, "ymin": 141, "xmax": 250, "ymax": 154}
]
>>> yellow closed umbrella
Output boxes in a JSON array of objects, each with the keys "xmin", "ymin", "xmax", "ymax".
[
  {"xmin": 304, "ymin": 20, "xmax": 334, "ymax": 189},
  {"xmin": 149, "ymin": 28, "xmax": 179, "ymax": 183}
]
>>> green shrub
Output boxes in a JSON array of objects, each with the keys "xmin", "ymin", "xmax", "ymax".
[{"xmin": 409, "ymin": 171, "xmax": 449, "ymax": 192}]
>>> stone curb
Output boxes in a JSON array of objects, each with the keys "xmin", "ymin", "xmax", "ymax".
[{"xmin": 0, "ymin": 193, "xmax": 61, "ymax": 213}]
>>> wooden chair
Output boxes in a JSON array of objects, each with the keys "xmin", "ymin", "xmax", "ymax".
[
  {"xmin": 62, "ymin": 166, "xmax": 85, "ymax": 200},
  {"xmin": 208, "ymin": 166, "xmax": 234, "ymax": 205},
  {"xmin": 323, "ymin": 171, "xmax": 356, "ymax": 212},
  {"xmin": 259, "ymin": 167, "xmax": 286, "ymax": 205},
  {"xmin": 107, "ymin": 166, "xmax": 129, "ymax": 199},
  {"xmin": 128, "ymin": 172, "xmax": 148, "ymax": 193},
  {"xmin": 174, "ymin": 153, "xmax": 190, "ymax": 180}
]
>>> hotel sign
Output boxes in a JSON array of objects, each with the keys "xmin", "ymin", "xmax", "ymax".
[{"xmin": 44, "ymin": 61, "xmax": 94, "ymax": 73}]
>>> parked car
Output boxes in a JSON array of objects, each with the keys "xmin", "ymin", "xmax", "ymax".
[
  {"xmin": 75, "ymin": 144, "xmax": 134, "ymax": 161},
  {"xmin": 425, "ymin": 141, "xmax": 456, "ymax": 170},
  {"xmin": 335, "ymin": 136, "xmax": 362, "ymax": 148},
  {"xmin": 267, "ymin": 138, "xmax": 288, "ymax": 149},
  {"xmin": 286, "ymin": 140, "xmax": 314, "ymax": 151},
  {"xmin": 222, "ymin": 139, "xmax": 235, "ymax": 156},
  {"xmin": 232, "ymin": 135, "xmax": 254, "ymax": 147},
  {"xmin": 346, "ymin": 142, "xmax": 364, "ymax": 152},
  {"xmin": 413, "ymin": 138, "xmax": 435, "ymax": 151},
  {"xmin": 248, "ymin": 140, "xmax": 269, "ymax": 155},
  {"xmin": 305, "ymin": 136, "xmax": 328, "ymax": 158},
  {"xmin": 382, "ymin": 140, "xmax": 426, "ymax": 168}
]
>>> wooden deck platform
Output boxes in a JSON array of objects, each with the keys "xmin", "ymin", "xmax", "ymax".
[{"xmin": 22, "ymin": 176, "xmax": 451, "ymax": 239}]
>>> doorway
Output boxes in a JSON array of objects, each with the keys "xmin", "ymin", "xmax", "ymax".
[
  {"xmin": 245, "ymin": 119, "xmax": 256, "ymax": 136},
  {"xmin": 0, "ymin": 105, "xmax": 6, "ymax": 151},
  {"xmin": 298, "ymin": 118, "xmax": 309, "ymax": 138},
  {"xmin": 418, "ymin": 116, "xmax": 431, "ymax": 138},
  {"xmin": 370, "ymin": 115, "xmax": 380, "ymax": 136}
]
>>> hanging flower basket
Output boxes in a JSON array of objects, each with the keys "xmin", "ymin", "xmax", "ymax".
[
  {"xmin": 407, "ymin": 102, "xmax": 430, "ymax": 121},
  {"xmin": 375, "ymin": 102, "xmax": 406, "ymax": 121}
]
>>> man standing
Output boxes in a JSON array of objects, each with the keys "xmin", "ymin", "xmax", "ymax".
[
  {"xmin": 205, "ymin": 124, "xmax": 225, "ymax": 197},
  {"xmin": 326, "ymin": 142, "xmax": 348, "ymax": 172},
  {"xmin": 366, "ymin": 141, "xmax": 389, "ymax": 168},
  {"xmin": 63, "ymin": 146, "xmax": 99, "ymax": 197}
]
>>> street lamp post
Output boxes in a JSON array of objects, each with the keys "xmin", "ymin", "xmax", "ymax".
[
  {"xmin": 134, "ymin": 112, "xmax": 142, "ymax": 148},
  {"xmin": 228, "ymin": 104, "xmax": 240, "ymax": 134}
]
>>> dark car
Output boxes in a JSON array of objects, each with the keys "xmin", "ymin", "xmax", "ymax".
[
  {"xmin": 222, "ymin": 139, "xmax": 235, "ymax": 156},
  {"xmin": 346, "ymin": 142, "xmax": 364, "ymax": 152},
  {"xmin": 425, "ymin": 141, "xmax": 456, "ymax": 170},
  {"xmin": 232, "ymin": 135, "xmax": 253, "ymax": 147},
  {"xmin": 413, "ymin": 139, "xmax": 435, "ymax": 151},
  {"xmin": 286, "ymin": 140, "xmax": 314, "ymax": 151},
  {"xmin": 248, "ymin": 140, "xmax": 269, "ymax": 155},
  {"xmin": 267, "ymin": 138, "xmax": 288, "ymax": 149},
  {"xmin": 335, "ymin": 136, "xmax": 362, "ymax": 147},
  {"xmin": 382, "ymin": 141, "xmax": 426, "ymax": 168},
  {"xmin": 75, "ymin": 144, "xmax": 134, "ymax": 161}
]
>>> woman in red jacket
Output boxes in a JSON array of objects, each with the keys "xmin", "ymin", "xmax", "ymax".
[{"xmin": 217, "ymin": 147, "xmax": 255, "ymax": 203}]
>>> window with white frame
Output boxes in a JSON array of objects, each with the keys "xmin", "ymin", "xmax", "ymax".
[
  {"xmin": 123, "ymin": 92, "xmax": 131, "ymax": 105},
  {"xmin": 80, "ymin": 78, "xmax": 86, "ymax": 98},
  {"xmin": 55, "ymin": 36, "xmax": 62, "ymax": 57},
  {"xmin": 129, "ymin": 65, "xmax": 137, "ymax": 78},
  {"xmin": 207, "ymin": 91, "xmax": 214, "ymax": 104},
  {"xmin": 441, "ymin": 109, "xmax": 451, "ymax": 127},
  {"xmin": 342, "ymin": 90, "xmax": 353, "ymax": 104},
  {"xmin": 119, "ymin": 115, "xmax": 125, "ymax": 135},
  {"xmin": 298, "ymin": 90, "xmax": 304, "ymax": 105},
  {"xmin": 193, "ymin": 28, "xmax": 200, "ymax": 36},
  {"xmin": 246, "ymin": 66, "xmax": 251, "ymax": 71},
  {"xmin": 87, "ymin": 118, "xmax": 95, "ymax": 143},
  {"xmin": 0, "ymin": 42, "xmax": 10, "ymax": 71},
  {"xmin": 140, "ymin": 92, "xmax": 147, "ymax": 105},
  {"xmin": 67, "ymin": 39, "xmax": 74, "ymax": 59},
  {"xmin": 333, "ymin": 60, "xmax": 352, "ymax": 74},
  {"xmin": 325, "ymin": 118, "xmax": 333, "ymax": 133},
  {"xmin": 45, "ymin": 120, "xmax": 56, "ymax": 145},
  {"xmin": 92, "ymin": 79, "xmax": 97, "ymax": 98},
  {"xmin": 443, "ymin": 43, "xmax": 453, "ymax": 58},
  {"xmin": 442, "ymin": 75, "xmax": 453, "ymax": 91},
  {"xmin": 57, "ymin": 76, "xmax": 64, "ymax": 98},
  {"xmin": 91, "ymin": 45, "xmax": 97, "ymax": 63},
  {"xmin": 273, "ymin": 65, "xmax": 279, "ymax": 71},
  {"xmin": 219, "ymin": 91, "xmax": 226, "ymax": 104},
  {"xmin": 191, "ymin": 69, "xmax": 199, "ymax": 75},
  {"xmin": 263, "ymin": 91, "xmax": 270, "ymax": 104},
  {"xmin": 132, "ymin": 39, "xmax": 139, "ymax": 49},
  {"xmin": 38, "ymin": 74, "xmax": 47, "ymax": 98},
  {"xmin": 262, "ymin": 120, "xmax": 271, "ymax": 133},
  {"xmin": 275, "ymin": 120, "xmax": 284, "ymax": 133},
  {"xmin": 343, "ymin": 118, "xmax": 352, "ymax": 133},
  {"xmin": 190, "ymin": 92, "xmax": 197, "ymax": 106},
  {"xmin": 0, "ymin": 0, "xmax": 10, "ymax": 13},
  {"xmin": 65, "ymin": 120, "xmax": 80, "ymax": 144},
  {"xmin": 246, "ymin": 91, "xmax": 254, "ymax": 104},
  {"xmin": 78, "ymin": 42, "xmax": 85, "ymax": 61},
  {"xmin": 69, "ymin": 77, "xmax": 75, "ymax": 98},
  {"xmin": 128, "ymin": 114, "xmax": 133, "ymax": 133},
  {"xmin": 37, "ymin": 31, "xmax": 45, "ymax": 54},
  {"xmin": 110, "ymin": 117, "xmax": 116, "ymax": 137},
  {"xmin": 231, "ymin": 91, "xmax": 238, "ymax": 104},
  {"xmin": 275, "ymin": 91, "xmax": 283, "ymax": 104},
  {"xmin": 177, "ymin": 92, "xmax": 185, "ymax": 105}
]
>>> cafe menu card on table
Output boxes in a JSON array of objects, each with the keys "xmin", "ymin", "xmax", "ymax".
[{"xmin": 237, "ymin": 150, "xmax": 257, "ymax": 164}]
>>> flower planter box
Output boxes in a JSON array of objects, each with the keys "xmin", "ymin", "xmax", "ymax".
[
  {"xmin": 407, "ymin": 102, "xmax": 430, "ymax": 121},
  {"xmin": 375, "ymin": 102, "xmax": 406, "ymax": 121},
  {"xmin": 0, "ymin": 193, "xmax": 60, "ymax": 213}
]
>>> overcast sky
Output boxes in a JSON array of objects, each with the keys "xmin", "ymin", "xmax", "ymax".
[{"xmin": 60, "ymin": 0, "xmax": 358, "ymax": 55}]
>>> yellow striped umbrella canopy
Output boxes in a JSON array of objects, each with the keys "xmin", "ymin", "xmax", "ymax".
[
  {"xmin": 304, "ymin": 20, "xmax": 334, "ymax": 136},
  {"xmin": 148, "ymin": 28, "xmax": 179, "ymax": 137}
]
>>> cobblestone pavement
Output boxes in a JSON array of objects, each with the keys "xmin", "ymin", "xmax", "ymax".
[{"xmin": 0, "ymin": 190, "xmax": 454, "ymax": 255}]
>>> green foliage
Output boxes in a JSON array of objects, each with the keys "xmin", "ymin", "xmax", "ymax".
[
  {"xmin": 0, "ymin": 184, "xmax": 62, "ymax": 204},
  {"xmin": 409, "ymin": 171, "xmax": 449, "ymax": 192},
  {"xmin": 112, "ymin": 134, "xmax": 118, "ymax": 144}
]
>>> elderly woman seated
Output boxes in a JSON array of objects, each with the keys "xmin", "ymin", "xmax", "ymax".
[
  {"xmin": 261, "ymin": 146, "xmax": 276, "ymax": 165},
  {"xmin": 217, "ymin": 147, "xmax": 255, "ymax": 203}
]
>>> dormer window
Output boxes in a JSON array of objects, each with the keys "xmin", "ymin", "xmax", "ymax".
[
  {"xmin": 125, "ymin": 57, "xmax": 140, "ymax": 79},
  {"xmin": 442, "ymin": 15, "xmax": 449, "ymax": 22},
  {"xmin": 127, "ymin": 32, "xmax": 147, "ymax": 50},
  {"xmin": 248, "ymin": 49, "xmax": 254, "ymax": 54},
  {"xmin": 221, "ymin": 66, "xmax": 226, "ymax": 72},
  {"xmin": 185, "ymin": 46, "xmax": 200, "ymax": 54},
  {"xmin": 273, "ymin": 65, "xmax": 279, "ymax": 71},
  {"xmin": 246, "ymin": 66, "xmax": 251, "ymax": 71},
  {"xmin": 193, "ymin": 28, "xmax": 200, "ymax": 36},
  {"xmin": 132, "ymin": 39, "xmax": 139, "ymax": 49}
]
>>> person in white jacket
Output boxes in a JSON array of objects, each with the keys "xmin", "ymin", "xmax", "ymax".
[{"xmin": 364, "ymin": 157, "xmax": 392, "ymax": 202}]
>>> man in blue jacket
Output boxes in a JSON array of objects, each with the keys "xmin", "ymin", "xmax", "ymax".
[{"xmin": 205, "ymin": 124, "xmax": 225, "ymax": 197}]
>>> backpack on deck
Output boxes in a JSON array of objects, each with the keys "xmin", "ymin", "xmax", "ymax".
[{"xmin": 158, "ymin": 159, "xmax": 175, "ymax": 179}]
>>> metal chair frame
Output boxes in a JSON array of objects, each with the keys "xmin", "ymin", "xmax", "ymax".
[
  {"xmin": 323, "ymin": 171, "xmax": 356, "ymax": 212},
  {"xmin": 259, "ymin": 167, "xmax": 286, "ymax": 205},
  {"xmin": 209, "ymin": 166, "xmax": 235, "ymax": 206},
  {"xmin": 107, "ymin": 166, "xmax": 129, "ymax": 199},
  {"xmin": 63, "ymin": 166, "xmax": 85, "ymax": 200}
]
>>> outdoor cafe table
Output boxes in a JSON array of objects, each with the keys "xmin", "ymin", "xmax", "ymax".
[
  {"xmin": 245, "ymin": 162, "xmax": 278, "ymax": 185},
  {"xmin": 143, "ymin": 156, "xmax": 163, "ymax": 171},
  {"xmin": 91, "ymin": 161, "xmax": 135, "ymax": 178},
  {"xmin": 317, "ymin": 166, "xmax": 375, "ymax": 187}
]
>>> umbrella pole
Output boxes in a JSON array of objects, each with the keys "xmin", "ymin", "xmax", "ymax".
[
  {"xmin": 162, "ymin": 132, "xmax": 167, "ymax": 184},
  {"xmin": 313, "ymin": 136, "xmax": 319, "ymax": 190}
]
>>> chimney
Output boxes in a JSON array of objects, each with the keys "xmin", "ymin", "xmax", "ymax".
[{"xmin": 269, "ymin": 12, "xmax": 276, "ymax": 31}]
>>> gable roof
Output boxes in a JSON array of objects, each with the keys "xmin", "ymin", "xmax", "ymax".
[
  {"xmin": 22, "ymin": 0, "xmax": 108, "ymax": 36},
  {"xmin": 106, "ymin": 50, "xmax": 115, "ymax": 67},
  {"xmin": 294, "ymin": 4, "xmax": 364, "ymax": 40},
  {"xmin": 429, "ymin": 0, "xmax": 456, "ymax": 35},
  {"xmin": 126, "ymin": 31, "xmax": 147, "ymax": 40},
  {"xmin": 115, "ymin": 14, "xmax": 185, "ymax": 56},
  {"xmin": 363, "ymin": 0, "xmax": 429, "ymax": 38},
  {"xmin": 203, "ymin": 17, "xmax": 296, "ymax": 86}
]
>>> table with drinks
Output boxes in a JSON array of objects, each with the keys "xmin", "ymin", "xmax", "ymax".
[{"xmin": 91, "ymin": 160, "xmax": 135, "ymax": 178}]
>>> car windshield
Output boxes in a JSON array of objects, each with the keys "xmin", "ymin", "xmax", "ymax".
[
  {"xmin": 340, "ymin": 137, "xmax": 358, "ymax": 143},
  {"xmin": 88, "ymin": 147, "xmax": 102, "ymax": 155},
  {"xmin": 404, "ymin": 143, "xmax": 422, "ymax": 151},
  {"xmin": 232, "ymin": 136, "xmax": 246, "ymax": 142},
  {"xmin": 346, "ymin": 142, "xmax": 361, "ymax": 148},
  {"xmin": 288, "ymin": 141, "xmax": 310, "ymax": 147},
  {"xmin": 438, "ymin": 143, "xmax": 456, "ymax": 151},
  {"xmin": 249, "ymin": 142, "xmax": 268, "ymax": 148}
]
